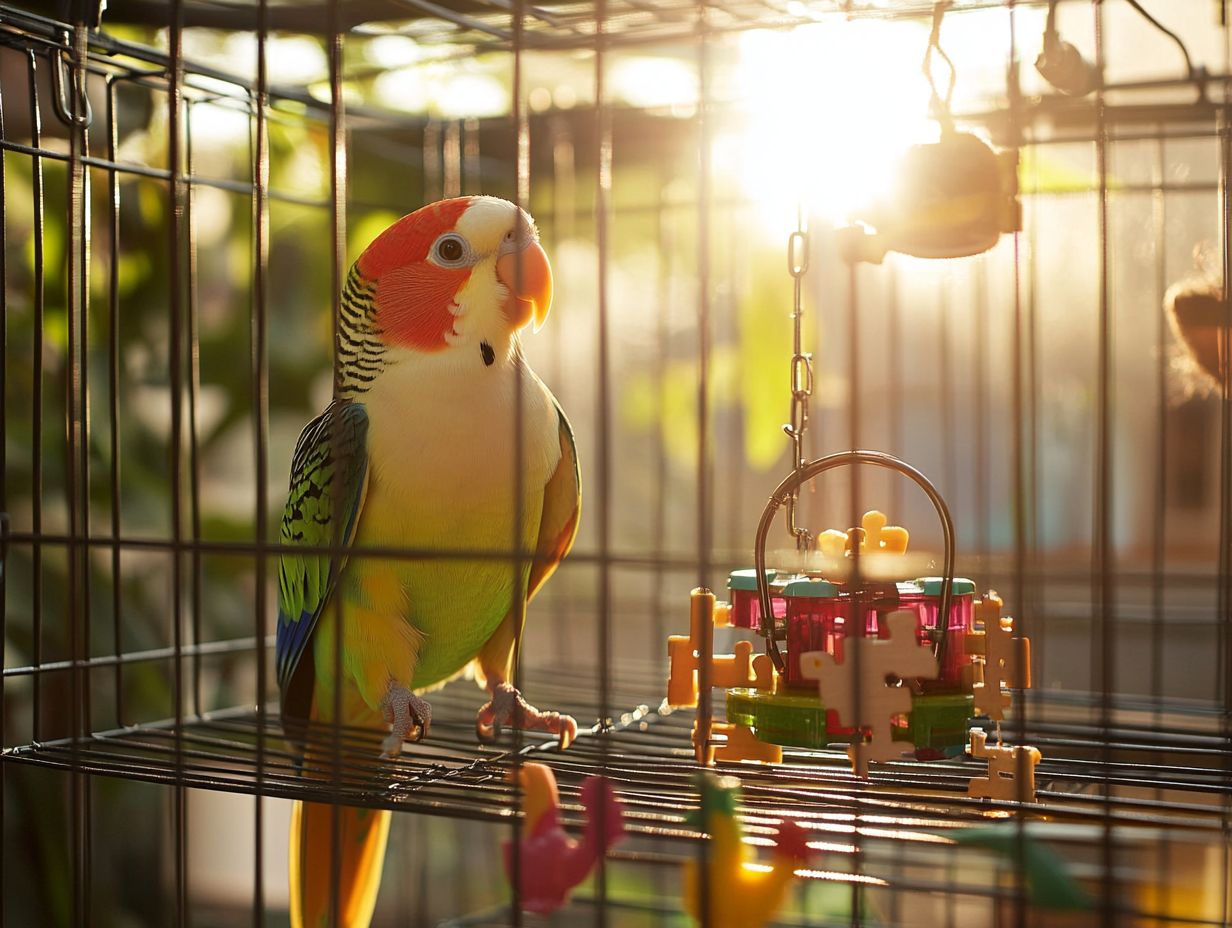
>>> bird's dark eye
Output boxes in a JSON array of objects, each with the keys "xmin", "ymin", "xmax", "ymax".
[{"xmin": 437, "ymin": 237, "xmax": 464, "ymax": 262}]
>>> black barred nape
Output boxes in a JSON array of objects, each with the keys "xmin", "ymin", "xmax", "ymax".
[{"xmin": 337, "ymin": 265, "xmax": 387, "ymax": 397}]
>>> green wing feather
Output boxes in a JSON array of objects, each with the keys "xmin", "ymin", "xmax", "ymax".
[
  {"xmin": 275, "ymin": 400, "xmax": 370, "ymax": 723},
  {"xmin": 528, "ymin": 400, "xmax": 580, "ymax": 601}
]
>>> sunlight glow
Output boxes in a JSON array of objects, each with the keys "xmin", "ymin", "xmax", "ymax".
[
  {"xmin": 222, "ymin": 33, "xmax": 328, "ymax": 85},
  {"xmin": 373, "ymin": 67, "xmax": 508, "ymax": 118},
  {"xmin": 726, "ymin": 20, "xmax": 935, "ymax": 230},
  {"xmin": 610, "ymin": 56, "xmax": 698, "ymax": 111}
]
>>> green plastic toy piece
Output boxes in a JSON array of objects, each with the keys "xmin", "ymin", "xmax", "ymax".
[
  {"xmin": 727, "ymin": 568, "xmax": 776, "ymax": 591},
  {"xmin": 902, "ymin": 693, "xmax": 975, "ymax": 754},
  {"xmin": 781, "ymin": 578, "xmax": 840, "ymax": 599},
  {"xmin": 726, "ymin": 688, "xmax": 974, "ymax": 755},
  {"xmin": 916, "ymin": 576, "xmax": 977, "ymax": 596},
  {"xmin": 726, "ymin": 689, "xmax": 832, "ymax": 749}
]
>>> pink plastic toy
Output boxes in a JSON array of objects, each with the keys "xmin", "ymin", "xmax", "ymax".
[{"xmin": 503, "ymin": 762, "xmax": 626, "ymax": 914}]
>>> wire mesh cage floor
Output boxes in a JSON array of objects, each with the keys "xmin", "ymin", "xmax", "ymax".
[{"xmin": 4, "ymin": 663, "xmax": 1230, "ymax": 923}]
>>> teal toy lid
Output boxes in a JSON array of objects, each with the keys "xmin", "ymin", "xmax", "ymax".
[
  {"xmin": 916, "ymin": 576, "xmax": 976, "ymax": 596},
  {"xmin": 728, "ymin": 568, "xmax": 775, "ymax": 591},
  {"xmin": 782, "ymin": 578, "xmax": 839, "ymax": 598}
]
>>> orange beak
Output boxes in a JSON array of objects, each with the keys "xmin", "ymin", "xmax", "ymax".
[{"xmin": 496, "ymin": 239, "xmax": 553, "ymax": 333}]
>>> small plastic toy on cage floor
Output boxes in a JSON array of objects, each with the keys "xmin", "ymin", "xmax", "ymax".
[
  {"xmin": 682, "ymin": 772, "xmax": 812, "ymax": 928},
  {"xmin": 502, "ymin": 763, "xmax": 626, "ymax": 915}
]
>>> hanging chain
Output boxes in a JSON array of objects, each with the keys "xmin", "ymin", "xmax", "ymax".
[
  {"xmin": 922, "ymin": 1, "xmax": 956, "ymax": 134},
  {"xmin": 783, "ymin": 205, "xmax": 813, "ymax": 551}
]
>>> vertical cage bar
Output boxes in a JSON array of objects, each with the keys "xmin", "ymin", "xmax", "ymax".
[
  {"xmin": 1150, "ymin": 126, "xmax": 1166, "ymax": 709},
  {"xmin": 693, "ymin": 4, "xmax": 714, "ymax": 923},
  {"xmin": 973, "ymin": 258, "xmax": 988, "ymax": 562},
  {"xmin": 694, "ymin": 9, "xmax": 712, "ymax": 588},
  {"xmin": 26, "ymin": 50, "xmax": 44, "ymax": 744},
  {"xmin": 1025, "ymin": 127, "xmax": 1044, "ymax": 701},
  {"xmin": 1219, "ymin": 13, "xmax": 1232, "ymax": 928},
  {"xmin": 846, "ymin": 258, "xmax": 865, "ymax": 928},
  {"xmin": 443, "ymin": 119, "xmax": 461, "ymax": 199},
  {"xmin": 1006, "ymin": 7, "xmax": 1028, "ymax": 926},
  {"xmin": 0, "ymin": 48, "xmax": 7, "ymax": 928},
  {"xmin": 326, "ymin": 1, "xmax": 347, "ymax": 923},
  {"xmin": 423, "ymin": 121, "xmax": 441, "ymax": 204},
  {"xmin": 592, "ymin": 1, "xmax": 614, "ymax": 923},
  {"xmin": 887, "ymin": 263, "xmax": 902, "ymax": 515},
  {"xmin": 1092, "ymin": 5, "xmax": 1116, "ymax": 926},
  {"xmin": 106, "ymin": 76, "xmax": 124, "ymax": 728},
  {"xmin": 63, "ymin": 22, "xmax": 93, "ymax": 928},
  {"xmin": 463, "ymin": 117, "xmax": 480, "ymax": 194},
  {"xmin": 166, "ymin": 1, "xmax": 189, "ymax": 922},
  {"xmin": 509, "ymin": 3, "xmax": 528, "ymax": 925},
  {"xmin": 547, "ymin": 114, "xmax": 574, "ymax": 666},
  {"xmin": 651, "ymin": 181, "xmax": 670, "ymax": 660},
  {"xmin": 185, "ymin": 100, "xmax": 204, "ymax": 720},
  {"xmin": 252, "ymin": 0, "xmax": 271, "ymax": 923},
  {"xmin": 938, "ymin": 279, "xmax": 955, "ymax": 505}
]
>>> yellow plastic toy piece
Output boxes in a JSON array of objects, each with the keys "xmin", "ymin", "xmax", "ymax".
[
  {"xmin": 683, "ymin": 774, "xmax": 810, "ymax": 928},
  {"xmin": 967, "ymin": 728, "xmax": 1041, "ymax": 803},
  {"xmin": 965, "ymin": 591, "xmax": 1032, "ymax": 721},
  {"xmin": 850, "ymin": 510, "xmax": 909, "ymax": 555},
  {"xmin": 817, "ymin": 529, "xmax": 849, "ymax": 559},
  {"xmin": 668, "ymin": 590, "xmax": 774, "ymax": 708},
  {"xmin": 800, "ymin": 610, "xmax": 938, "ymax": 777},
  {"xmin": 816, "ymin": 511, "xmax": 908, "ymax": 560},
  {"xmin": 708, "ymin": 722, "xmax": 783, "ymax": 765},
  {"xmin": 750, "ymin": 654, "xmax": 777, "ymax": 694}
]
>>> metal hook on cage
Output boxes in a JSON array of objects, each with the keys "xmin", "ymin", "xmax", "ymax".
[
  {"xmin": 50, "ymin": 28, "xmax": 93, "ymax": 129},
  {"xmin": 922, "ymin": 1, "xmax": 956, "ymax": 134}
]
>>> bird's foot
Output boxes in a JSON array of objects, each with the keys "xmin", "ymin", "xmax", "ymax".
[
  {"xmin": 476, "ymin": 683, "xmax": 578, "ymax": 750},
  {"xmin": 379, "ymin": 683, "xmax": 432, "ymax": 758}
]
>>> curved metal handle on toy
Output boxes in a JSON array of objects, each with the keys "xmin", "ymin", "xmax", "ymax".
[{"xmin": 753, "ymin": 450, "xmax": 957, "ymax": 675}]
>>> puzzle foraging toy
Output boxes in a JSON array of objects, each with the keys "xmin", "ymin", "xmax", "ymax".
[{"xmin": 665, "ymin": 450, "xmax": 1036, "ymax": 778}]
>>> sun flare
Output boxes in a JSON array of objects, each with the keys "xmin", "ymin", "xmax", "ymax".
[{"xmin": 723, "ymin": 20, "xmax": 936, "ymax": 230}]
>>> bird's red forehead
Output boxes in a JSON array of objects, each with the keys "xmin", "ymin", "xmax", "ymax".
[
  {"xmin": 356, "ymin": 197, "xmax": 472, "ymax": 279},
  {"xmin": 357, "ymin": 198, "xmax": 474, "ymax": 352}
]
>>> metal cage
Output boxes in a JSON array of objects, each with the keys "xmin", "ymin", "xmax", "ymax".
[{"xmin": 0, "ymin": 0, "xmax": 1230, "ymax": 926}]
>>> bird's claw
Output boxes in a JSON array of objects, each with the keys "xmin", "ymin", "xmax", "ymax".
[
  {"xmin": 476, "ymin": 682, "xmax": 578, "ymax": 750},
  {"xmin": 380, "ymin": 684, "xmax": 432, "ymax": 759}
]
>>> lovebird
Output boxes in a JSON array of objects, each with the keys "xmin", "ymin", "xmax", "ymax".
[{"xmin": 275, "ymin": 196, "xmax": 581, "ymax": 928}]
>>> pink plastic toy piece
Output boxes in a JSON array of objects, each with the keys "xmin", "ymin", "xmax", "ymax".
[{"xmin": 503, "ymin": 763, "xmax": 626, "ymax": 915}]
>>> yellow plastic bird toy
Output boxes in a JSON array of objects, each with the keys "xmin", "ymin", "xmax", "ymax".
[{"xmin": 683, "ymin": 772, "xmax": 811, "ymax": 928}]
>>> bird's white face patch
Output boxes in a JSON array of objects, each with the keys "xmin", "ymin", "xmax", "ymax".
[
  {"xmin": 439, "ymin": 197, "xmax": 535, "ymax": 355},
  {"xmin": 453, "ymin": 196, "xmax": 524, "ymax": 253}
]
